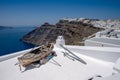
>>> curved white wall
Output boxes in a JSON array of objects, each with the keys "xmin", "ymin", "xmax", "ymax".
[{"xmin": 0, "ymin": 47, "xmax": 39, "ymax": 62}]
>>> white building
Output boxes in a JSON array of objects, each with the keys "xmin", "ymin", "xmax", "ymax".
[
  {"xmin": 85, "ymin": 37, "xmax": 120, "ymax": 47},
  {"xmin": 95, "ymin": 29, "xmax": 120, "ymax": 38}
]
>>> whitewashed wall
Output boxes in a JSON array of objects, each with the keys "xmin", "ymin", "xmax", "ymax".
[
  {"xmin": 66, "ymin": 46, "xmax": 120, "ymax": 63},
  {"xmin": 0, "ymin": 47, "xmax": 39, "ymax": 62},
  {"xmin": 85, "ymin": 40, "xmax": 120, "ymax": 48}
]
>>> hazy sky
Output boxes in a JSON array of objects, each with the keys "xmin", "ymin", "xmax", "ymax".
[{"xmin": 0, "ymin": 0, "xmax": 120, "ymax": 26}]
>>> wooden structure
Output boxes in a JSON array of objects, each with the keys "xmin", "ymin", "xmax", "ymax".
[{"xmin": 18, "ymin": 43, "xmax": 54, "ymax": 67}]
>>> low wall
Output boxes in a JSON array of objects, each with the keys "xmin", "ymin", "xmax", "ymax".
[
  {"xmin": 0, "ymin": 47, "xmax": 39, "ymax": 62},
  {"xmin": 85, "ymin": 40, "xmax": 120, "ymax": 48},
  {"xmin": 66, "ymin": 46, "xmax": 120, "ymax": 63}
]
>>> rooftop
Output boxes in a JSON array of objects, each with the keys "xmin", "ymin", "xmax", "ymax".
[{"xmin": 0, "ymin": 45, "xmax": 120, "ymax": 80}]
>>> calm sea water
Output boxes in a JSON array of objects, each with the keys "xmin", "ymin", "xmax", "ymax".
[{"xmin": 0, "ymin": 27, "xmax": 35, "ymax": 56}]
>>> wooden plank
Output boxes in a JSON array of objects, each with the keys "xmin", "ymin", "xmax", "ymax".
[{"xmin": 60, "ymin": 44, "xmax": 87, "ymax": 65}]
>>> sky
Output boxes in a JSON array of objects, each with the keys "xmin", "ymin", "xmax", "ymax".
[{"xmin": 0, "ymin": 0, "xmax": 120, "ymax": 26}]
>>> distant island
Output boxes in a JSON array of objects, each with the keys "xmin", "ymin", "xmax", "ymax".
[{"xmin": 0, "ymin": 26, "xmax": 13, "ymax": 30}]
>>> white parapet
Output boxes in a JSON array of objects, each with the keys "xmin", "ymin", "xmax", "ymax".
[
  {"xmin": 55, "ymin": 36, "xmax": 65, "ymax": 48},
  {"xmin": 113, "ymin": 58, "xmax": 120, "ymax": 73},
  {"xmin": 0, "ymin": 47, "xmax": 39, "ymax": 62}
]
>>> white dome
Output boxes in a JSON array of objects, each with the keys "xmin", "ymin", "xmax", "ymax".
[{"xmin": 55, "ymin": 36, "xmax": 65, "ymax": 47}]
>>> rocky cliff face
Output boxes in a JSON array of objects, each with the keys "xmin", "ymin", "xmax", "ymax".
[{"xmin": 22, "ymin": 21, "xmax": 101, "ymax": 45}]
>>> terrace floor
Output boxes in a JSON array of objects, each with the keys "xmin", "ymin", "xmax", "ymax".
[{"xmin": 0, "ymin": 46, "xmax": 117, "ymax": 80}]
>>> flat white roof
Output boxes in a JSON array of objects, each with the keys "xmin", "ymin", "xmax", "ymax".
[
  {"xmin": 86, "ymin": 38, "xmax": 120, "ymax": 46},
  {"xmin": 93, "ymin": 73, "xmax": 120, "ymax": 80},
  {"xmin": 66, "ymin": 46, "xmax": 120, "ymax": 62},
  {"xmin": 0, "ymin": 46, "xmax": 117, "ymax": 80}
]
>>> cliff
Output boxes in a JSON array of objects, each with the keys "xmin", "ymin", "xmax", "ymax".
[{"xmin": 22, "ymin": 21, "xmax": 101, "ymax": 45}]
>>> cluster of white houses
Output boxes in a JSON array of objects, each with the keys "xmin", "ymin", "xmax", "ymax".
[
  {"xmin": 85, "ymin": 29, "xmax": 120, "ymax": 48},
  {"xmin": 61, "ymin": 18, "xmax": 120, "ymax": 29}
]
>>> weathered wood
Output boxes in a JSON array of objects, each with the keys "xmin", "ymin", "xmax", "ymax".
[
  {"xmin": 18, "ymin": 43, "xmax": 54, "ymax": 67},
  {"xmin": 60, "ymin": 44, "xmax": 87, "ymax": 65}
]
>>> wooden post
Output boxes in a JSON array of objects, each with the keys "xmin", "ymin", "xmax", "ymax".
[{"xmin": 19, "ymin": 64, "xmax": 22, "ymax": 71}]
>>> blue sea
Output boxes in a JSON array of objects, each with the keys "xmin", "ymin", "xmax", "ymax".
[{"xmin": 0, "ymin": 27, "xmax": 35, "ymax": 56}]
